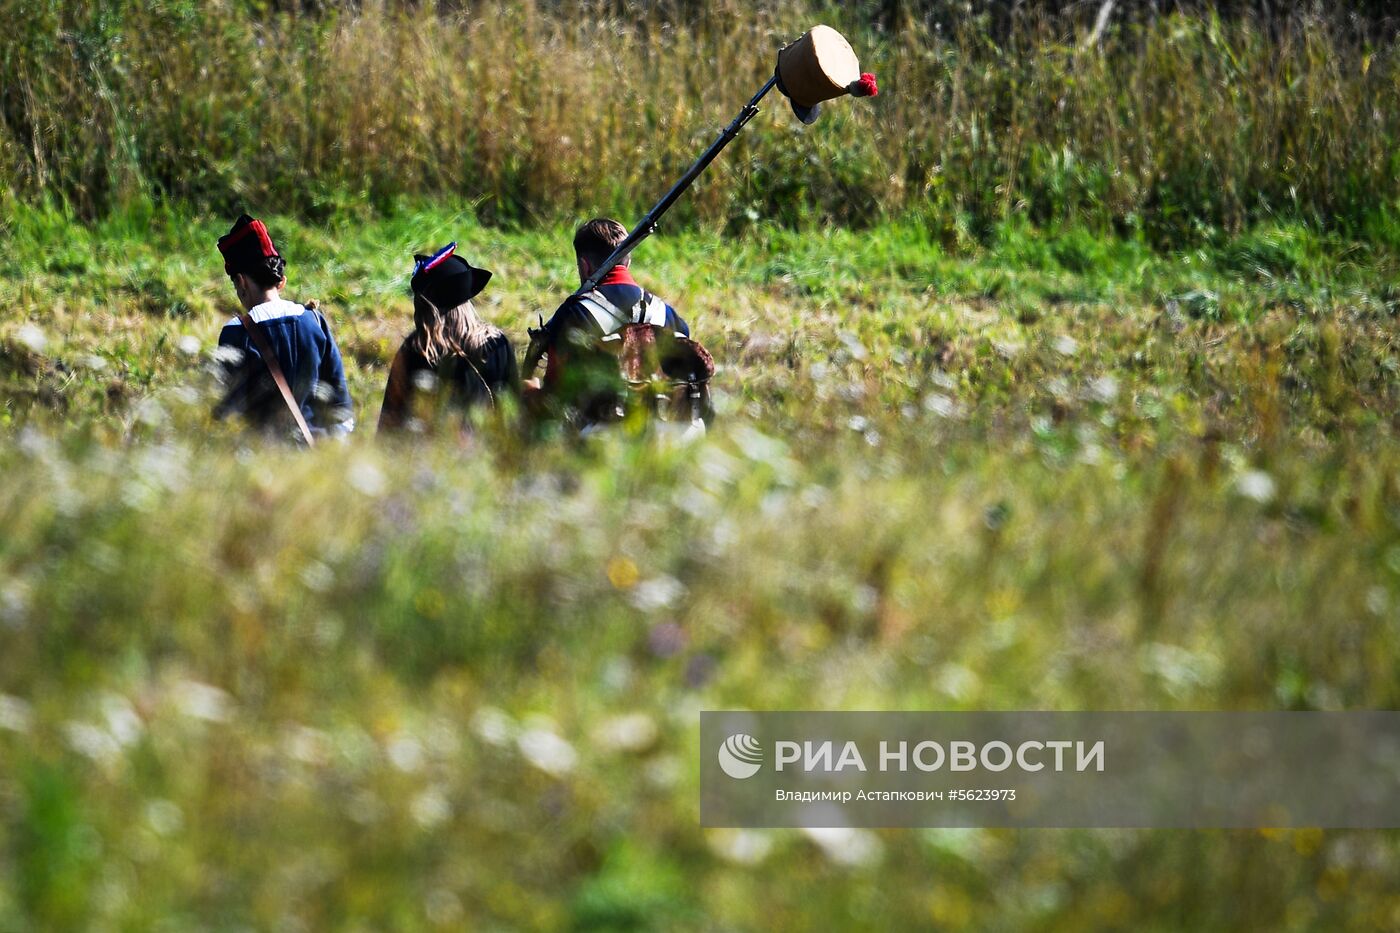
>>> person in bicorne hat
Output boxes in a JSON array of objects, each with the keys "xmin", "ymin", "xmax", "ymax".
[
  {"xmin": 214, "ymin": 214, "xmax": 355, "ymax": 439},
  {"xmin": 378, "ymin": 243, "xmax": 519, "ymax": 433}
]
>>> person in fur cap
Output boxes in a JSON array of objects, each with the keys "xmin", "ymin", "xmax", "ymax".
[{"xmin": 214, "ymin": 214, "xmax": 355, "ymax": 440}]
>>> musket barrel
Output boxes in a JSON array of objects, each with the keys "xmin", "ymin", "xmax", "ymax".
[
  {"xmin": 525, "ymin": 75, "xmax": 779, "ymax": 378},
  {"xmin": 576, "ymin": 75, "xmax": 779, "ymax": 295},
  {"xmin": 526, "ymin": 27, "xmax": 875, "ymax": 380}
]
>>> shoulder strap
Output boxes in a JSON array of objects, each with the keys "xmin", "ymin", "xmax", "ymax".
[
  {"xmin": 577, "ymin": 291, "xmax": 630, "ymax": 335},
  {"xmin": 236, "ymin": 309, "xmax": 315, "ymax": 447},
  {"xmin": 446, "ymin": 347, "xmax": 497, "ymax": 409},
  {"xmin": 579, "ymin": 290, "xmax": 670, "ymax": 332},
  {"xmin": 637, "ymin": 292, "xmax": 668, "ymax": 327}
]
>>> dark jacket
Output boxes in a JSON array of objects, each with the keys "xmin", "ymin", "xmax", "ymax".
[
  {"xmin": 378, "ymin": 331, "xmax": 519, "ymax": 432},
  {"xmin": 215, "ymin": 298, "xmax": 355, "ymax": 437},
  {"xmin": 534, "ymin": 267, "xmax": 690, "ymax": 420},
  {"xmin": 537, "ymin": 267, "xmax": 689, "ymax": 376}
]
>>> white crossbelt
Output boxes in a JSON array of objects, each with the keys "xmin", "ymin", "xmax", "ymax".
[{"xmin": 577, "ymin": 290, "xmax": 668, "ymax": 336}]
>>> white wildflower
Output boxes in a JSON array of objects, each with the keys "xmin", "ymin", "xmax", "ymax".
[
  {"xmin": 518, "ymin": 727, "xmax": 578, "ymax": 777},
  {"xmin": 937, "ymin": 663, "xmax": 980, "ymax": 702},
  {"xmin": 630, "ymin": 576, "xmax": 686, "ymax": 613},
  {"xmin": 101, "ymin": 694, "xmax": 143, "ymax": 746},
  {"xmin": 1236, "ymin": 470, "xmax": 1276, "ymax": 504},
  {"xmin": 283, "ymin": 725, "xmax": 331, "ymax": 766},
  {"xmin": 347, "ymin": 459, "xmax": 386, "ymax": 497},
  {"xmin": 803, "ymin": 826, "xmax": 883, "ymax": 867},
  {"xmin": 300, "ymin": 561, "xmax": 334, "ymax": 593},
  {"xmin": 145, "ymin": 799, "xmax": 184, "ymax": 836},
  {"xmin": 0, "ymin": 581, "xmax": 30, "ymax": 629},
  {"xmin": 411, "ymin": 788, "xmax": 451, "ymax": 828},
  {"xmin": 1139, "ymin": 642, "xmax": 1222, "ymax": 697},
  {"xmin": 0, "ymin": 694, "xmax": 34, "ymax": 733},
  {"xmin": 922, "ymin": 393, "xmax": 961, "ymax": 419},
  {"xmin": 171, "ymin": 680, "xmax": 234, "ymax": 723},
  {"xmin": 592, "ymin": 713, "xmax": 658, "ymax": 753},
  {"xmin": 387, "ymin": 733, "xmax": 425, "ymax": 773},
  {"xmin": 707, "ymin": 829, "xmax": 775, "ymax": 865},
  {"xmin": 425, "ymin": 888, "xmax": 464, "ymax": 926},
  {"xmin": 134, "ymin": 397, "xmax": 167, "ymax": 427},
  {"xmin": 65, "ymin": 722, "xmax": 122, "ymax": 763},
  {"xmin": 15, "ymin": 324, "xmax": 46, "ymax": 353},
  {"xmin": 1087, "ymin": 376, "xmax": 1119, "ymax": 404},
  {"xmin": 838, "ymin": 330, "xmax": 868, "ymax": 360},
  {"xmin": 471, "ymin": 707, "xmax": 516, "ymax": 747}
]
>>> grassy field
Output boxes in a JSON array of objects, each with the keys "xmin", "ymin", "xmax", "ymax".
[
  {"xmin": 2, "ymin": 201, "xmax": 1400, "ymax": 928},
  {"xmin": 4, "ymin": 0, "xmax": 1400, "ymax": 927},
  {"xmin": 5, "ymin": 1, "xmax": 1400, "ymax": 241}
]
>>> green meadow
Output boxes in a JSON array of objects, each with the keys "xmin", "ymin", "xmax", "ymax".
[
  {"xmin": 4, "ymin": 0, "xmax": 1400, "ymax": 929},
  {"xmin": 3, "ymin": 202, "xmax": 1400, "ymax": 928}
]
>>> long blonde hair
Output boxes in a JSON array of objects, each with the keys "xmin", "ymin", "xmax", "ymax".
[{"xmin": 410, "ymin": 295, "xmax": 501, "ymax": 366}]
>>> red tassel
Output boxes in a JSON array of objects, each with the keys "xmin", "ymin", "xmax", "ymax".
[{"xmin": 849, "ymin": 72, "xmax": 879, "ymax": 98}]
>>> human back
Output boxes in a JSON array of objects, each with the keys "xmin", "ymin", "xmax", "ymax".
[
  {"xmin": 213, "ymin": 214, "xmax": 355, "ymax": 440},
  {"xmin": 379, "ymin": 243, "xmax": 519, "ymax": 433},
  {"xmin": 524, "ymin": 218, "xmax": 711, "ymax": 429}
]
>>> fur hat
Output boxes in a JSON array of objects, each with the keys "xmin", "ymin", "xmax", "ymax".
[
  {"xmin": 410, "ymin": 243, "xmax": 493, "ymax": 309},
  {"xmin": 217, "ymin": 214, "xmax": 281, "ymax": 277}
]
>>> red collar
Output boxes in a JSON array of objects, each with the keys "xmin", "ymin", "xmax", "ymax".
[{"xmin": 598, "ymin": 265, "xmax": 638, "ymax": 287}]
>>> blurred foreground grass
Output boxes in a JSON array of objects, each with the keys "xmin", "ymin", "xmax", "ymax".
[{"xmin": 2, "ymin": 205, "xmax": 1400, "ymax": 928}]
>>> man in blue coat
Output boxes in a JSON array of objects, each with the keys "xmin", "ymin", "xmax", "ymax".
[{"xmin": 213, "ymin": 215, "xmax": 355, "ymax": 440}]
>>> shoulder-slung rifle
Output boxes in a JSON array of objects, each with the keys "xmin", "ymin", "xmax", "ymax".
[{"xmin": 523, "ymin": 25, "xmax": 879, "ymax": 378}]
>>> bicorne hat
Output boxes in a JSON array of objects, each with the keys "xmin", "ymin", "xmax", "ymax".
[
  {"xmin": 410, "ymin": 243, "xmax": 493, "ymax": 309},
  {"xmin": 217, "ymin": 214, "xmax": 281, "ymax": 277}
]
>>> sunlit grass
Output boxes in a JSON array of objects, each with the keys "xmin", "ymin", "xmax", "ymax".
[
  {"xmin": 2, "ymin": 199, "xmax": 1400, "ymax": 926},
  {"xmin": 4, "ymin": 2, "xmax": 1400, "ymax": 925},
  {"xmin": 3, "ymin": 1, "xmax": 1399, "ymax": 242}
]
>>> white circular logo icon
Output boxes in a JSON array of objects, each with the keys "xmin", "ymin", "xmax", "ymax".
[{"xmin": 718, "ymin": 733, "xmax": 763, "ymax": 779}]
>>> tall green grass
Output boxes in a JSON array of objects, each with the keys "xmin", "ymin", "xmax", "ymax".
[
  {"xmin": 3, "ymin": 1, "xmax": 1399, "ymax": 243},
  {"xmin": 4, "ymin": 203, "xmax": 1400, "ymax": 922},
  {"xmin": 5, "ymin": 5, "xmax": 1400, "ymax": 927}
]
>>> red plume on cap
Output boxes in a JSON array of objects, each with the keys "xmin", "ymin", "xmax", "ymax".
[{"xmin": 848, "ymin": 73, "xmax": 879, "ymax": 98}]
